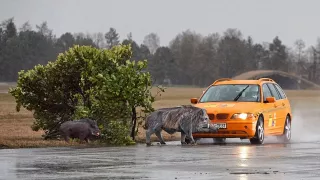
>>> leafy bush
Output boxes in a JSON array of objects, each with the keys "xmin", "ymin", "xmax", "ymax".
[{"xmin": 9, "ymin": 44, "xmax": 164, "ymax": 145}]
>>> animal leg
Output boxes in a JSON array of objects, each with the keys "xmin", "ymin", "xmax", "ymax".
[
  {"xmin": 146, "ymin": 129, "xmax": 155, "ymax": 146},
  {"xmin": 79, "ymin": 133, "xmax": 87, "ymax": 144},
  {"xmin": 63, "ymin": 135, "xmax": 70, "ymax": 143},
  {"xmin": 60, "ymin": 131, "xmax": 70, "ymax": 143},
  {"xmin": 185, "ymin": 130, "xmax": 196, "ymax": 145},
  {"xmin": 155, "ymin": 131, "xmax": 166, "ymax": 145},
  {"xmin": 180, "ymin": 131, "xmax": 187, "ymax": 145}
]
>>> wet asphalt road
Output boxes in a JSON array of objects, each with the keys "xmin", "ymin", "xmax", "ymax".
[
  {"xmin": 1, "ymin": 98, "xmax": 320, "ymax": 180},
  {"xmin": 1, "ymin": 139, "xmax": 320, "ymax": 180}
]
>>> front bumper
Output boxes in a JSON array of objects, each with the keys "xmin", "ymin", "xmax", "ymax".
[{"xmin": 192, "ymin": 120, "xmax": 257, "ymax": 138}]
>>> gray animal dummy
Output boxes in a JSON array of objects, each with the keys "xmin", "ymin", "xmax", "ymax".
[
  {"xmin": 59, "ymin": 118, "xmax": 100, "ymax": 143},
  {"xmin": 144, "ymin": 105, "xmax": 219, "ymax": 146}
]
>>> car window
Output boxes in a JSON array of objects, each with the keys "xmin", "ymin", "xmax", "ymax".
[
  {"xmin": 199, "ymin": 84, "xmax": 260, "ymax": 102},
  {"xmin": 262, "ymin": 84, "xmax": 272, "ymax": 102},
  {"xmin": 238, "ymin": 85, "xmax": 260, "ymax": 102},
  {"xmin": 274, "ymin": 83, "xmax": 287, "ymax": 99},
  {"xmin": 266, "ymin": 83, "xmax": 281, "ymax": 100}
]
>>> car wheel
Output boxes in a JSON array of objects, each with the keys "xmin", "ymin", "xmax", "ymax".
[
  {"xmin": 213, "ymin": 138, "xmax": 226, "ymax": 143},
  {"xmin": 250, "ymin": 116, "xmax": 264, "ymax": 145},
  {"xmin": 277, "ymin": 115, "xmax": 291, "ymax": 143}
]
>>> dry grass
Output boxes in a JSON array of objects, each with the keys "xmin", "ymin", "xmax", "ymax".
[{"xmin": 1, "ymin": 84, "xmax": 320, "ymax": 149}]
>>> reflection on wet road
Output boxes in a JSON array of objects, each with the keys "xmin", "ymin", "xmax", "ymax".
[
  {"xmin": 1, "ymin": 97, "xmax": 320, "ymax": 180},
  {"xmin": 1, "ymin": 140, "xmax": 320, "ymax": 180}
]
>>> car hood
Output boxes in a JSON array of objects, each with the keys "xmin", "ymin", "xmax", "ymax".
[{"xmin": 194, "ymin": 102, "xmax": 262, "ymax": 114}]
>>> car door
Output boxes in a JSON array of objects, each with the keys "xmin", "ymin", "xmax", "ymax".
[
  {"xmin": 266, "ymin": 83, "xmax": 283, "ymax": 134},
  {"xmin": 273, "ymin": 83, "xmax": 289, "ymax": 133},
  {"xmin": 261, "ymin": 83, "xmax": 277, "ymax": 135}
]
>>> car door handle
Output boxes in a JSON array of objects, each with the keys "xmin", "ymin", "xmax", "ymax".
[
  {"xmin": 282, "ymin": 103, "xmax": 285, "ymax": 106},
  {"xmin": 274, "ymin": 104, "xmax": 277, "ymax": 108}
]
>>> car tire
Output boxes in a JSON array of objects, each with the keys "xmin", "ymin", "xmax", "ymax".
[
  {"xmin": 277, "ymin": 115, "xmax": 291, "ymax": 143},
  {"xmin": 213, "ymin": 138, "xmax": 226, "ymax": 143},
  {"xmin": 250, "ymin": 116, "xmax": 264, "ymax": 145}
]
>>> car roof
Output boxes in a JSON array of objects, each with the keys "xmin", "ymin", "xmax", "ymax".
[{"xmin": 211, "ymin": 78, "xmax": 276, "ymax": 86}]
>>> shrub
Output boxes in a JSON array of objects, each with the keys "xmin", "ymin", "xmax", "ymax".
[{"xmin": 9, "ymin": 44, "xmax": 164, "ymax": 145}]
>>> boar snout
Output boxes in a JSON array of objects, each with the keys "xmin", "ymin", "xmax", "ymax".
[
  {"xmin": 90, "ymin": 129, "xmax": 100, "ymax": 136},
  {"xmin": 93, "ymin": 131, "xmax": 100, "ymax": 136}
]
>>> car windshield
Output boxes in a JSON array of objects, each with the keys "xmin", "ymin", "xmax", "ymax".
[{"xmin": 199, "ymin": 84, "xmax": 260, "ymax": 102}]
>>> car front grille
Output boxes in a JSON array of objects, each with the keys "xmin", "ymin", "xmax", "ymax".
[
  {"xmin": 207, "ymin": 113, "xmax": 230, "ymax": 120},
  {"xmin": 216, "ymin": 113, "xmax": 229, "ymax": 120}
]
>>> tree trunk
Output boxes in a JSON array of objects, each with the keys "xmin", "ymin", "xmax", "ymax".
[{"xmin": 130, "ymin": 107, "xmax": 137, "ymax": 141}]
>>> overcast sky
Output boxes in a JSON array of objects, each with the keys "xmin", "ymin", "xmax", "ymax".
[{"xmin": 1, "ymin": 0, "xmax": 320, "ymax": 48}]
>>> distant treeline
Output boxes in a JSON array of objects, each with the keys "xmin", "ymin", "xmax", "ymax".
[{"xmin": 0, "ymin": 18, "xmax": 318, "ymax": 86}]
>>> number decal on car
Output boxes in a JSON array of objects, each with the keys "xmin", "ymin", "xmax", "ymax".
[
  {"xmin": 268, "ymin": 114, "xmax": 273, "ymax": 127},
  {"xmin": 273, "ymin": 113, "xmax": 277, "ymax": 126}
]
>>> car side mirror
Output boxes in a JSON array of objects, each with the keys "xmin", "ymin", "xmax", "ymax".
[
  {"xmin": 190, "ymin": 98, "xmax": 198, "ymax": 104},
  {"xmin": 265, "ymin": 96, "xmax": 276, "ymax": 103}
]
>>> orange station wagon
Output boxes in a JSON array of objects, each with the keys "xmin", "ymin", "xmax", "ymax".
[{"xmin": 189, "ymin": 78, "xmax": 292, "ymax": 145}]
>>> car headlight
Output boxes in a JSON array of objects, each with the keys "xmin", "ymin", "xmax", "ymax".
[{"xmin": 231, "ymin": 113, "xmax": 254, "ymax": 120}]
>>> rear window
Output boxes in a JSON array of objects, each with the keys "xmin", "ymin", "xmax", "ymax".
[
  {"xmin": 262, "ymin": 84, "xmax": 272, "ymax": 102},
  {"xmin": 266, "ymin": 83, "xmax": 281, "ymax": 100},
  {"xmin": 274, "ymin": 83, "xmax": 287, "ymax": 99}
]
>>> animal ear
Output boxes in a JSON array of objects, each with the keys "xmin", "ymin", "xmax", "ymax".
[{"xmin": 201, "ymin": 108, "xmax": 207, "ymax": 113}]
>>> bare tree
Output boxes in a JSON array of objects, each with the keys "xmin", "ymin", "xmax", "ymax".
[
  {"xmin": 294, "ymin": 39, "xmax": 306, "ymax": 62},
  {"xmin": 143, "ymin": 33, "xmax": 160, "ymax": 54},
  {"xmin": 19, "ymin": 21, "xmax": 32, "ymax": 32},
  {"xmin": 127, "ymin": 32, "xmax": 133, "ymax": 41},
  {"xmin": 223, "ymin": 28, "xmax": 243, "ymax": 39},
  {"xmin": 36, "ymin": 21, "xmax": 53, "ymax": 38},
  {"xmin": 305, "ymin": 46, "xmax": 315, "ymax": 63},
  {"xmin": 91, "ymin": 32, "xmax": 105, "ymax": 48}
]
